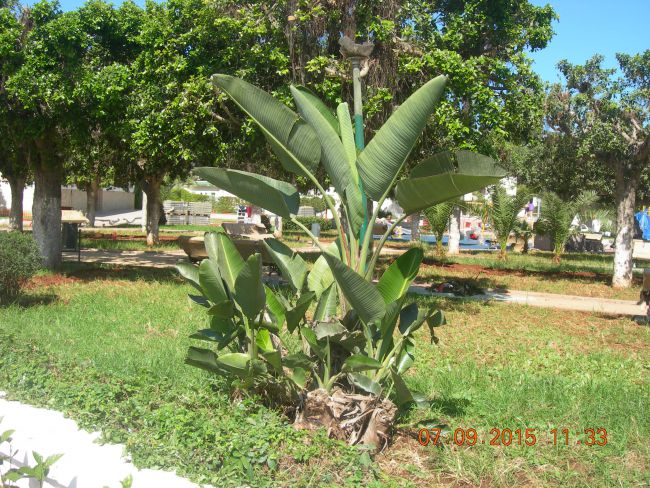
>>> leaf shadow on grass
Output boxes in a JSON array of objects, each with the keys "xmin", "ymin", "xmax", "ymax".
[
  {"xmin": 62, "ymin": 263, "xmax": 182, "ymax": 284},
  {"xmin": 3, "ymin": 293, "xmax": 59, "ymax": 309},
  {"xmin": 428, "ymin": 396, "xmax": 470, "ymax": 417}
]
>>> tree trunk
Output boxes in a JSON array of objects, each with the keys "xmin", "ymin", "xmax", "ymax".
[
  {"xmin": 85, "ymin": 175, "xmax": 100, "ymax": 227},
  {"xmin": 32, "ymin": 163, "xmax": 62, "ymax": 269},
  {"xmin": 142, "ymin": 176, "xmax": 163, "ymax": 246},
  {"xmin": 7, "ymin": 175, "xmax": 25, "ymax": 232},
  {"xmin": 410, "ymin": 213, "xmax": 420, "ymax": 244},
  {"xmin": 448, "ymin": 206, "xmax": 461, "ymax": 255},
  {"xmin": 612, "ymin": 168, "xmax": 637, "ymax": 288}
]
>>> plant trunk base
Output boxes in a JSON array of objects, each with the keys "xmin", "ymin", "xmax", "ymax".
[{"xmin": 293, "ymin": 388, "xmax": 396, "ymax": 452}]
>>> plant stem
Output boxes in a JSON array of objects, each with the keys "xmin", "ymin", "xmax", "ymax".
[
  {"xmin": 290, "ymin": 217, "xmax": 328, "ymax": 253},
  {"xmin": 364, "ymin": 213, "xmax": 408, "ymax": 280}
]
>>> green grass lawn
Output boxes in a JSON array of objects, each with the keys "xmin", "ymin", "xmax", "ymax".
[
  {"xmin": 375, "ymin": 250, "xmax": 644, "ymax": 301},
  {"xmin": 0, "ymin": 264, "xmax": 647, "ymax": 487}
]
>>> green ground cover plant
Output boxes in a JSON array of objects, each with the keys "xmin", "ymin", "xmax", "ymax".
[
  {"xmin": 0, "ymin": 232, "xmax": 41, "ymax": 304},
  {"xmin": 0, "ymin": 268, "xmax": 647, "ymax": 486}
]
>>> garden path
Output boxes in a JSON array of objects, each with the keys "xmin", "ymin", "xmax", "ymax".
[
  {"xmin": 0, "ymin": 392, "xmax": 207, "ymax": 488},
  {"xmin": 63, "ymin": 249, "xmax": 646, "ymax": 317}
]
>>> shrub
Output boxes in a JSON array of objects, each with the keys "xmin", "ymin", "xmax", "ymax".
[
  {"xmin": 213, "ymin": 196, "xmax": 246, "ymax": 213},
  {"xmin": 162, "ymin": 187, "xmax": 210, "ymax": 203},
  {"xmin": 283, "ymin": 216, "xmax": 335, "ymax": 232},
  {"xmin": 178, "ymin": 74, "xmax": 505, "ymax": 451},
  {"xmin": 0, "ymin": 232, "xmax": 41, "ymax": 304}
]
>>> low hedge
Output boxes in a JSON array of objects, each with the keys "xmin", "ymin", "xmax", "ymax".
[{"xmin": 283, "ymin": 216, "xmax": 335, "ymax": 232}]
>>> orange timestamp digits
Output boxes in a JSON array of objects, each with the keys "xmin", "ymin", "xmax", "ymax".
[{"xmin": 417, "ymin": 427, "xmax": 608, "ymax": 447}]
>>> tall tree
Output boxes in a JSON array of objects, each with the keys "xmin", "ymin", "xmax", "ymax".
[
  {"xmin": 6, "ymin": 0, "xmax": 87, "ymax": 267},
  {"xmin": 554, "ymin": 54, "xmax": 650, "ymax": 287},
  {"xmin": 68, "ymin": 0, "xmax": 140, "ymax": 226},
  {"xmin": 0, "ymin": 2, "xmax": 29, "ymax": 231}
]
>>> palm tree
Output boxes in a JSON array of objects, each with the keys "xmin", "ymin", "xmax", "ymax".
[
  {"xmin": 423, "ymin": 201, "xmax": 456, "ymax": 257},
  {"xmin": 535, "ymin": 191, "xmax": 599, "ymax": 263},
  {"xmin": 483, "ymin": 185, "xmax": 532, "ymax": 260}
]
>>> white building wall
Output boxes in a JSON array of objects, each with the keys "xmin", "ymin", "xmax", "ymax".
[{"xmin": 0, "ymin": 175, "xmax": 134, "ymax": 216}]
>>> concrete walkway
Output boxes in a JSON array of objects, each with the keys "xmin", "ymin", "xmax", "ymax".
[
  {"xmin": 407, "ymin": 283, "xmax": 646, "ymax": 316},
  {"xmin": 64, "ymin": 249, "xmax": 645, "ymax": 317},
  {"xmin": 0, "ymin": 393, "xmax": 204, "ymax": 488},
  {"xmin": 65, "ymin": 249, "xmax": 187, "ymax": 268}
]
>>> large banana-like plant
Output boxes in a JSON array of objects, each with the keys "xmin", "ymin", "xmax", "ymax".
[{"xmin": 178, "ymin": 74, "xmax": 505, "ymax": 447}]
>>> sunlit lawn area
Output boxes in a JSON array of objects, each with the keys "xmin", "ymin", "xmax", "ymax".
[
  {"xmin": 76, "ymin": 227, "xmax": 645, "ymax": 301},
  {"xmin": 0, "ymin": 264, "xmax": 647, "ymax": 487}
]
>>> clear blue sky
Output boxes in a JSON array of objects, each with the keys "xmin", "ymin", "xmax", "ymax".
[
  {"xmin": 51, "ymin": 0, "xmax": 650, "ymax": 83},
  {"xmin": 530, "ymin": 0, "xmax": 650, "ymax": 82}
]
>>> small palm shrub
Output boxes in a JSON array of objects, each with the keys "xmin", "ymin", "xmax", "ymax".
[
  {"xmin": 0, "ymin": 232, "xmax": 41, "ymax": 304},
  {"xmin": 176, "ymin": 74, "xmax": 505, "ymax": 450},
  {"xmin": 483, "ymin": 185, "xmax": 532, "ymax": 259},
  {"xmin": 423, "ymin": 201, "xmax": 456, "ymax": 257},
  {"xmin": 535, "ymin": 191, "xmax": 599, "ymax": 263}
]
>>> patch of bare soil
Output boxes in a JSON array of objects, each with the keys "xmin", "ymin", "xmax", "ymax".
[
  {"xmin": 420, "ymin": 261, "xmax": 624, "ymax": 284},
  {"xmin": 26, "ymin": 275, "xmax": 79, "ymax": 288}
]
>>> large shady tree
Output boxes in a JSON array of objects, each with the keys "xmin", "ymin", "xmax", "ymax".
[
  {"xmin": 0, "ymin": 2, "xmax": 28, "ymax": 231},
  {"xmin": 554, "ymin": 53, "xmax": 650, "ymax": 288},
  {"xmin": 5, "ymin": 0, "xmax": 87, "ymax": 267},
  {"xmin": 177, "ymin": 73, "xmax": 505, "ymax": 447}
]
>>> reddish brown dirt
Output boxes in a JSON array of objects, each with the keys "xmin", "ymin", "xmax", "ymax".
[
  {"xmin": 26, "ymin": 275, "xmax": 79, "ymax": 288},
  {"xmin": 419, "ymin": 261, "xmax": 641, "ymax": 284}
]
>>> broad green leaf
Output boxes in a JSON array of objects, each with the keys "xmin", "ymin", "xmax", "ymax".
[
  {"xmin": 264, "ymin": 285, "xmax": 286, "ymax": 326},
  {"xmin": 194, "ymin": 167, "xmax": 299, "ymax": 219},
  {"xmin": 295, "ymin": 86, "xmax": 339, "ymax": 134},
  {"xmin": 190, "ymin": 328, "xmax": 237, "ymax": 349},
  {"xmin": 216, "ymin": 352, "xmax": 253, "ymax": 377},
  {"xmin": 343, "ymin": 355, "xmax": 382, "ymax": 372},
  {"xmin": 307, "ymin": 242, "xmax": 339, "ymax": 297},
  {"xmin": 285, "ymin": 291, "xmax": 315, "ymax": 332},
  {"xmin": 204, "ymin": 232, "xmax": 220, "ymax": 263},
  {"xmin": 390, "ymin": 369, "xmax": 414, "ymax": 406},
  {"xmin": 377, "ymin": 298, "xmax": 404, "ymax": 360},
  {"xmin": 323, "ymin": 253, "xmax": 386, "ymax": 324},
  {"xmin": 313, "ymin": 320, "xmax": 347, "ymax": 340},
  {"xmin": 212, "ymin": 74, "xmax": 320, "ymax": 175},
  {"xmin": 377, "ymin": 248, "xmax": 423, "ymax": 303},
  {"xmin": 344, "ymin": 182, "xmax": 365, "ymax": 237},
  {"xmin": 175, "ymin": 262, "xmax": 201, "ymax": 292},
  {"xmin": 337, "ymin": 103, "xmax": 358, "ymax": 181},
  {"xmin": 199, "ymin": 259, "xmax": 228, "ymax": 303},
  {"xmin": 291, "ymin": 85, "xmax": 351, "ymax": 196},
  {"xmin": 313, "ymin": 283, "xmax": 338, "ymax": 322},
  {"xmin": 263, "ymin": 238, "xmax": 307, "ymax": 291},
  {"xmin": 185, "ymin": 346, "xmax": 224, "ymax": 374},
  {"xmin": 396, "ymin": 338, "xmax": 415, "ymax": 374},
  {"xmin": 300, "ymin": 327, "xmax": 325, "ymax": 359},
  {"xmin": 206, "ymin": 229, "xmax": 244, "ymax": 291},
  {"xmin": 395, "ymin": 151, "xmax": 506, "ymax": 214},
  {"xmin": 348, "ymin": 372, "xmax": 382, "ymax": 396},
  {"xmin": 357, "ymin": 75, "xmax": 447, "ymax": 201},
  {"xmin": 399, "ymin": 303, "xmax": 440, "ymax": 337},
  {"xmin": 234, "ymin": 254, "xmax": 265, "ymax": 319},
  {"xmin": 189, "ymin": 294, "xmax": 210, "ymax": 308},
  {"xmin": 256, "ymin": 328, "xmax": 274, "ymax": 352},
  {"xmin": 283, "ymin": 352, "xmax": 314, "ymax": 369},
  {"xmin": 290, "ymin": 367, "xmax": 307, "ymax": 388},
  {"xmin": 257, "ymin": 330, "xmax": 282, "ymax": 371},
  {"xmin": 207, "ymin": 300, "xmax": 235, "ymax": 318},
  {"xmin": 427, "ymin": 309, "xmax": 446, "ymax": 344}
]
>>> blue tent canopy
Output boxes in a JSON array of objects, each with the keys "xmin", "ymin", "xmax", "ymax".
[{"xmin": 636, "ymin": 211, "xmax": 650, "ymax": 240}]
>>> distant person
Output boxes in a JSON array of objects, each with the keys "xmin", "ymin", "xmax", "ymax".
[{"xmin": 526, "ymin": 199, "xmax": 535, "ymax": 216}]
